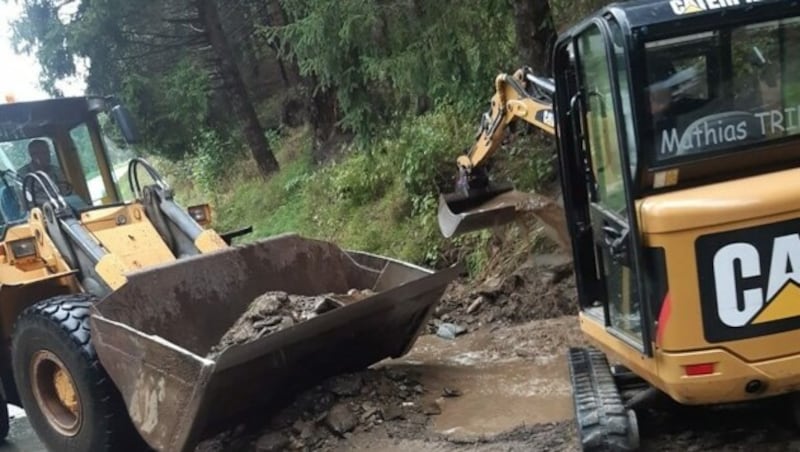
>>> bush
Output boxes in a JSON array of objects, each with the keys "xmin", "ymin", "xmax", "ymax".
[
  {"xmin": 328, "ymin": 150, "xmax": 393, "ymax": 205},
  {"xmin": 392, "ymin": 102, "xmax": 478, "ymax": 213},
  {"xmin": 190, "ymin": 129, "xmax": 246, "ymax": 195}
]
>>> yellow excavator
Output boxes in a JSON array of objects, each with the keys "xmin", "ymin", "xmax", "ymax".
[
  {"xmin": 0, "ymin": 95, "xmax": 460, "ymax": 451},
  {"xmin": 439, "ymin": 0, "xmax": 800, "ymax": 450}
]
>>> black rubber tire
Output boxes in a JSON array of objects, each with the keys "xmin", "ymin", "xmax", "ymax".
[{"xmin": 11, "ymin": 294, "xmax": 146, "ymax": 451}]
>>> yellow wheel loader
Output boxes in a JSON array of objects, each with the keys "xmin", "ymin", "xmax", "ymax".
[
  {"xmin": 0, "ymin": 96, "xmax": 461, "ymax": 451},
  {"xmin": 438, "ymin": 0, "xmax": 800, "ymax": 449}
]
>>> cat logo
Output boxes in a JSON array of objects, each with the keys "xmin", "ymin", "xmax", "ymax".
[
  {"xmin": 669, "ymin": 0, "xmax": 763, "ymax": 16},
  {"xmin": 713, "ymin": 235, "xmax": 800, "ymax": 328},
  {"xmin": 696, "ymin": 218, "xmax": 800, "ymax": 343}
]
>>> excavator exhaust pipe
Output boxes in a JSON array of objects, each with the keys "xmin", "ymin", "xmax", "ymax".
[{"xmin": 88, "ymin": 233, "xmax": 462, "ymax": 452}]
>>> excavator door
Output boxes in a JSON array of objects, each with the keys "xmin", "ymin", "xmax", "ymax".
[{"xmin": 553, "ymin": 18, "xmax": 651, "ymax": 354}]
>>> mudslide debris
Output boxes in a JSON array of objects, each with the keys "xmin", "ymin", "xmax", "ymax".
[{"xmin": 208, "ymin": 289, "xmax": 376, "ymax": 357}]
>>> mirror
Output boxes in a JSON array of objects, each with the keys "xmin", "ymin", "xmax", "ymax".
[{"xmin": 110, "ymin": 104, "xmax": 140, "ymax": 144}]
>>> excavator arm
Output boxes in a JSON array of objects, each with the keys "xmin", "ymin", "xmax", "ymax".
[
  {"xmin": 456, "ymin": 67, "xmax": 556, "ymax": 176},
  {"xmin": 438, "ymin": 67, "xmax": 570, "ymax": 251}
]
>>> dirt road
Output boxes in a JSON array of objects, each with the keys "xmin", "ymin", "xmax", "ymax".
[
  {"xmin": 194, "ymin": 313, "xmax": 800, "ymax": 451},
  {"xmin": 7, "ymin": 250, "xmax": 800, "ymax": 451},
  {"xmin": 7, "ymin": 316, "xmax": 800, "ymax": 450},
  {"xmin": 192, "ymin": 246, "xmax": 800, "ymax": 452}
]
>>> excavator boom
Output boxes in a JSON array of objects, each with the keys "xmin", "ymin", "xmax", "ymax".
[{"xmin": 437, "ymin": 67, "xmax": 569, "ymax": 250}]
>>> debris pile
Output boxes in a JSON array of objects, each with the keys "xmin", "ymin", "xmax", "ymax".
[
  {"xmin": 431, "ymin": 253, "xmax": 577, "ymax": 333},
  {"xmin": 208, "ymin": 289, "xmax": 376, "ymax": 357},
  {"xmin": 195, "ymin": 366, "xmax": 445, "ymax": 451}
]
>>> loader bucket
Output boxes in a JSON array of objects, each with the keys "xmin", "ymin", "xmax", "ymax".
[
  {"xmin": 88, "ymin": 233, "xmax": 462, "ymax": 452},
  {"xmin": 438, "ymin": 186, "xmax": 532, "ymax": 238}
]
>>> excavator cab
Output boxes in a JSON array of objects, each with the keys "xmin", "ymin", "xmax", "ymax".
[
  {"xmin": 441, "ymin": 0, "xmax": 800, "ymax": 450},
  {"xmin": 554, "ymin": 2, "xmax": 800, "ymax": 451}
]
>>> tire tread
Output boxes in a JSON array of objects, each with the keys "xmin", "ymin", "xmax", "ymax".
[{"xmin": 12, "ymin": 294, "xmax": 147, "ymax": 451}]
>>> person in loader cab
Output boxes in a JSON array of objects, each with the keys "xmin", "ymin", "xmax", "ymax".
[
  {"xmin": 18, "ymin": 139, "xmax": 90, "ymax": 213},
  {"xmin": 19, "ymin": 139, "xmax": 66, "ymax": 186}
]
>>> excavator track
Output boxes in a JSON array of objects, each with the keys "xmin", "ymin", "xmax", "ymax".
[{"xmin": 567, "ymin": 347, "xmax": 640, "ymax": 452}]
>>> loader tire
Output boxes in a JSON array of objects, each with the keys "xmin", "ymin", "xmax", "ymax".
[{"xmin": 11, "ymin": 295, "xmax": 146, "ymax": 452}]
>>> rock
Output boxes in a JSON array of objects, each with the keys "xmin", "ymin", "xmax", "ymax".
[
  {"xmin": 253, "ymin": 292, "xmax": 289, "ymax": 315},
  {"xmin": 539, "ymin": 271, "xmax": 556, "ymax": 286},
  {"xmin": 326, "ymin": 374, "xmax": 363, "ymax": 396},
  {"xmin": 325, "ymin": 404, "xmax": 357, "ymax": 435},
  {"xmin": 442, "ymin": 387, "xmax": 462, "ymax": 398},
  {"xmin": 436, "ymin": 323, "xmax": 467, "ymax": 340},
  {"xmin": 255, "ymin": 432, "xmax": 290, "ymax": 452},
  {"xmin": 361, "ymin": 406, "xmax": 379, "ymax": 422},
  {"xmin": 292, "ymin": 420, "xmax": 315, "ymax": 440},
  {"xmin": 423, "ymin": 401, "xmax": 442, "ymax": 415},
  {"xmin": 413, "ymin": 384, "xmax": 424, "ymax": 394},
  {"xmin": 299, "ymin": 424, "xmax": 315, "ymax": 440},
  {"xmin": 383, "ymin": 404, "xmax": 404, "ymax": 421},
  {"xmin": 476, "ymin": 275, "xmax": 504, "ymax": 295},
  {"xmin": 534, "ymin": 253, "xmax": 573, "ymax": 271},
  {"xmin": 385, "ymin": 368, "xmax": 407, "ymax": 381},
  {"xmin": 467, "ymin": 296, "xmax": 485, "ymax": 314}
]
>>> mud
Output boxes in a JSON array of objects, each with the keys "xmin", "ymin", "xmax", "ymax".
[
  {"xmin": 194, "ymin": 316, "xmax": 588, "ymax": 452},
  {"xmin": 194, "ymin": 366, "xmax": 434, "ymax": 451},
  {"xmin": 431, "ymin": 253, "xmax": 577, "ymax": 333},
  {"xmin": 208, "ymin": 289, "xmax": 375, "ymax": 357},
  {"xmin": 194, "ymin": 234, "xmax": 800, "ymax": 451}
]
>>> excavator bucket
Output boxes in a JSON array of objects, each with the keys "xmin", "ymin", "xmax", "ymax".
[
  {"xmin": 438, "ymin": 183, "xmax": 531, "ymax": 238},
  {"xmin": 438, "ymin": 185, "xmax": 573, "ymax": 251},
  {"xmin": 88, "ymin": 233, "xmax": 462, "ymax": 452}
]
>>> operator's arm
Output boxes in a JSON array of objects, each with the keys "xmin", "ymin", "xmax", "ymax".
[{"xmin": 457, "ymin": 68, "xmax": 556, "ymax": 172}]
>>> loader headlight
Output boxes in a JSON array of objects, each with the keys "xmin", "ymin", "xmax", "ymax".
[
  {"xmin": 9, "ymin": 238, "xmax": 37, "ymax": 259},
  {"xmin": 188, "ymin": 204, "xmax": 211, "ymax": 227}
]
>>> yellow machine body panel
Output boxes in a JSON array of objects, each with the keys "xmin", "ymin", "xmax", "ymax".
[
  {"xmin": 81, "ymin": 204, "xmax": 177, "ymax": 270},
  {"xmin": 579, "ymin": 165, "xmax": 800, "ymax": 405}
]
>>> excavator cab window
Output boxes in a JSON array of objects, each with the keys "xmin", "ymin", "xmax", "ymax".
[{"xmin": 641, "ymin": 16, "xmax": 800, "ymax": 186}]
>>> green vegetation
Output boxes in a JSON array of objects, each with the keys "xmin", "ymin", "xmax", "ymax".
[{"xmin": 9, "ymin": 0, "xmax": 566, "ymax": 274}]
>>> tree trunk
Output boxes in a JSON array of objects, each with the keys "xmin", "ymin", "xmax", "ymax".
[
  {"xmin": 197, "ymin": 0, "xmax": 279, "ymax": 176},
  {"xmin": 264, "ymin": 0, "xmax": 302, "ymax": 86},
  {"xmin": 309, "ymin": 85, "xmax": 338, "ymax": 158},
  {"xmin": 511, "ymin": 0, "xmax": 557, "ymax": 76}
]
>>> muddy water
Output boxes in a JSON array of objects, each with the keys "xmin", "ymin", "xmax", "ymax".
[{"xmin": 379, "ymin": 328, "xmax": 575, "ymax": 441}]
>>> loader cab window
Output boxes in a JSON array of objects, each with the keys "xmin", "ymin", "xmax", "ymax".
[
  {"xmin": 645, "ymin": 17, "xmax": 800, "ymax": 164},
  {"xmin": 70, "ymin": 123, "xmax": 128, "ymax": 206},
  {"xmin": 0, "ymin": 137, "xmax": 66, "ymax": 224}
]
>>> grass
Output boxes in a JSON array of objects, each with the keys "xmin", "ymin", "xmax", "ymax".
[{"xmin": 143, "ymin": 104, "xmax": 557, "ymax": 273}]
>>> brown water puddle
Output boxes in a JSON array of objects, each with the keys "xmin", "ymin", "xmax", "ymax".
[{"xmin": 379, "ymin": 329, "xmax": 575, "ymax": 441}]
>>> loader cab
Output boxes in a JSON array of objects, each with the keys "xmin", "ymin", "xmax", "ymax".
[
  {"xmin": 551, "ymin": 0, "xmax": 800, "ymax": 357},
  {"xmin": 0, "ymin": 96, "xmax": 135, "ymax": 233}
]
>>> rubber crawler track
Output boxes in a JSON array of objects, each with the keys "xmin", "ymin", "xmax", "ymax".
[{"xmin": 568, "ymin": 346, "xmax": 638, "ymax": 451}]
